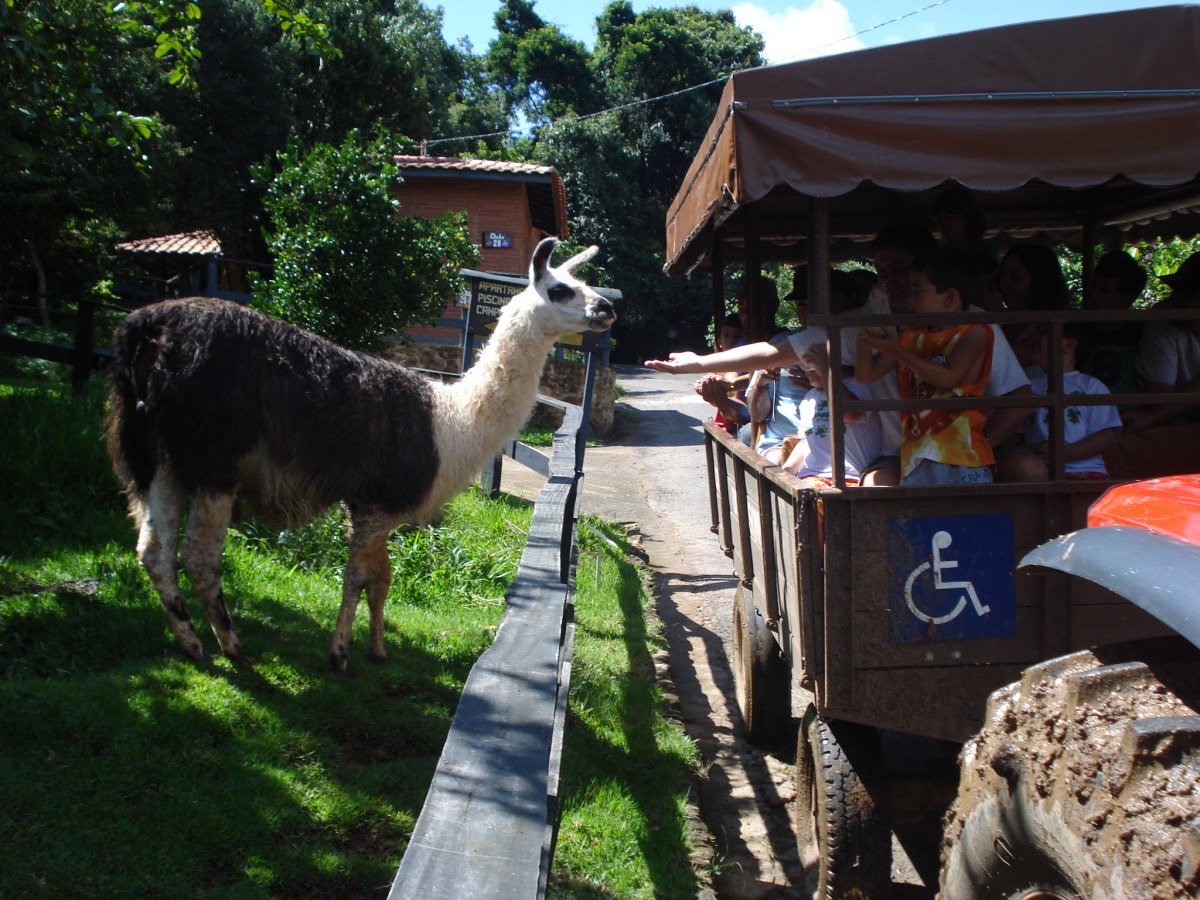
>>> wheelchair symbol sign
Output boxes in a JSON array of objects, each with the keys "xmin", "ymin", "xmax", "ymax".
[{"xmin": 888, "ymin": 513, "xmax": 1015, "ymax": 644}]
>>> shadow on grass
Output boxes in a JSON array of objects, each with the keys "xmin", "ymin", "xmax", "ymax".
[
  {"xmin": 554, "ymin": 522, "xmax": 701, "ymax": 898},
  {"xmin": 0, "ymin": 544, "xmax": 494, "ymax": 898}
]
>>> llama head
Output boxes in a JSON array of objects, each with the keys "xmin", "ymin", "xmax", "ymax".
[{"xmin": 524, "ymin": 237, "xmax": 616, "ymax": 337}]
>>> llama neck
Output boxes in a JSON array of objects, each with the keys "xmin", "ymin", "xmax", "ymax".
[{"xmin": 440, "ymin": 299, "xmax": 557, "ymax": 473}]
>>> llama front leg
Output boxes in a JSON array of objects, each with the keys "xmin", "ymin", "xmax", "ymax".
[
  {"xmin": 181, "ymin": 492, "xmax": 253, "ymax": 666},
  {"xmin": 135, "ymin": 472, "xmax": 209, "ymax": 661},
  {"xmin": 330, "ymin": 517, "xmax": 392, "ymax": 672}
]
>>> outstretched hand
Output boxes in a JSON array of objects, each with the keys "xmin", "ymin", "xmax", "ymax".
[{"xmin": 645, "ymin": 351, "xmax": 703, "ymax": 374}]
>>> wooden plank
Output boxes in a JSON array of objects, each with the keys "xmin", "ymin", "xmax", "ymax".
[
  {"xmin": 389, "ymin": 572, "xmax": 569, "ymax": 896},
  {"xmin": 391, "ymin": 409, "xmax": 582, "ymax": 899},
  {"xmin": 768, "ymin": 487, "xmax": 799, "ymax": 663},
  {"xmin": 822, "ymin": 497, "xmax": 855, "ymax": 706},
  {"xmin": 734, "ymin": 461, "xmax": 755, "ymax": 588},
  {"xmin": 797, "ymin": 491, "xmax": 823, "ymax": 692},
  {"xmin": 704, "ymin": 428, "xmax": 721, "ymax": 538},
  {"xmin": 823, "ymin": 663, "xmax": 1027, "ymax": 743},
  {"xmin": 716, "ymin": 443, "xmax": 734, "ymax": 557},
  {"xmin": 541, "ymin": 590, "xmax": 576, "ymax": 897},
  {"xmin": 508, "ymin": 440, "xmax": 551, "ymax": 478},
  {"xmin": 749, "ymin": 470, "xmax": 778, "ymax": 658}
]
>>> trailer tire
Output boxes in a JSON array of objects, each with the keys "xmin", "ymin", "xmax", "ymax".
[
  {"xmin": 795, "ymin": 706, "xmax": 892, "ymax": 898},
  {"xmin": 732, "ymin": 584, "xmax": 788, "ymax": 744},
  {"xmin": 941, "ymin": 639, "xmax": 1200, "ymax": 899}
]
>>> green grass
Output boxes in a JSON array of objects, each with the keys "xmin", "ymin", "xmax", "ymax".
[
  {"xmin": 0, "ymin": 376, "xmax": 702, "ymax": 898},
  {"xmin": 552, "ymin": 521, "xmax": 703, "ymax": 898}
]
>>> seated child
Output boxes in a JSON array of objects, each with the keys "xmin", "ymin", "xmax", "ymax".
[
  {"xmin": 697, "ymin": 313, "xmax": 748, "ymax": 436},
  {"xmin": 1012, "ymin": 324, "xmax": 1120, "ymax": 479},
  {"xmin": 780, "ymin": 344, "xmax": 880, "ymax": 486},
  {"xmin": 855, "ymin": 248, "xmax": 995, "ymax": 486}
]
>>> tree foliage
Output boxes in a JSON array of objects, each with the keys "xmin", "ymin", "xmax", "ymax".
[
  {"xmin": 1, "ymin": 0, "xmax": 768, "ymax": 360},
  {"xmin": 513, "ymin": 1, "xmax": 767, "ymax": 359},
  {"xmin": 253, "ymin": 130, "xmax": 478, "ymax": 350},
  {"xmin": 486, "ymin": 0, "xmax": 594, "ymax": 123}
]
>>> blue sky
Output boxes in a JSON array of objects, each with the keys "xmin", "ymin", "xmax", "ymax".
[{"xmin": 441, "ymin": 1, "xmax": 1178, "ymax": 64}]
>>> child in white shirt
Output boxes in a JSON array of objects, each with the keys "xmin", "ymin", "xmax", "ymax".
[
  {"xmin": 1020, "ymin": 324, "xmax": 1121, "ymax": 479},
  {"xmin": 781, "ymin": 344, "xmax": 881, "ymax": 485}
]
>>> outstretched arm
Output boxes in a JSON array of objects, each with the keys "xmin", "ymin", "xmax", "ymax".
[{"xmin": 645, "ymin": 340, "xmax": 797, "ymax": 375}]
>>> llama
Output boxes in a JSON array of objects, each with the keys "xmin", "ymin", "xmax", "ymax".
[{"xmin": 105, "ymin": 237, "xmax": 615, "ymax": 672}]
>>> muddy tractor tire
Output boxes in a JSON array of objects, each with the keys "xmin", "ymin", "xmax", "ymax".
[
  {"xmin": 795, "ymin": 706, "xmax": 892, "ymax": 898},
  {"xmin": 941, "ymin": 638, "xmax": 1200, "ymax": 898},
  {"xmin": 732, "ymin": 584, "xmax": 788, "ymax": 744}
]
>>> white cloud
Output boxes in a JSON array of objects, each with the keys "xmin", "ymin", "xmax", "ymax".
[{"xmin": 732, "ymin": 1, "xmax": 864, "ymax": 64}]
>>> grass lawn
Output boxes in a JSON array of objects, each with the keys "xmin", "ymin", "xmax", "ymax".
[{"xmin": 0, "ymin": 367, "xmax": 702, "ymax": 898}]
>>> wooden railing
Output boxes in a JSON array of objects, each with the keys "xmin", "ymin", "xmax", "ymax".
[{"xmin": 388, "ymin": 398, "xmax": 584, "ymax": 898}]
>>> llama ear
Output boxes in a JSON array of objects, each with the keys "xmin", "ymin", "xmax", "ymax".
[
  {"xmin": 531, "ymin": 237, "xmax": 560, "ymax": 281},
  {"xmin": 560, "ymin": 245, "xmax": 598, "ymax": 274}
]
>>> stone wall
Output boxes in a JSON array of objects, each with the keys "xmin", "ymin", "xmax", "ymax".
[{"xmin": 381, "ymin": 341, "xmax": 616, "ymax": 437}]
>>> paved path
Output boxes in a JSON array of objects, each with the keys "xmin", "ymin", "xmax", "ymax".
[{"xmin": 502, "ymin": 365, "xmax": 805, "ymax": 897}]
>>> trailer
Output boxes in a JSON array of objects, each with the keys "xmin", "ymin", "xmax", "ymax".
[{"xmin": 668, "ymin": 8, "xmax": 1200, "ymax": 896}]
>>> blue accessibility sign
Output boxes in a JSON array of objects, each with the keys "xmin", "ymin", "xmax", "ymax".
[{"xmin": 887, "ymin": 512, "xmax": 1016, "ymax": 644}]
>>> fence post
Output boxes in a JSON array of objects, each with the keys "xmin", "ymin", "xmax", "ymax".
[{"xmin": 71, "ymin": 300, "xmax": 97, "ymax": 393}]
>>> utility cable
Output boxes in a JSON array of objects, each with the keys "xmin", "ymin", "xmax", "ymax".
[{"xmin": 422, "ymin": 0, "xmax": 956, "ymax": 151}]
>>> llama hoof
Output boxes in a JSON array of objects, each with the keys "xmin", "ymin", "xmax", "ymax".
[
  {"xmin": 226, "ymin": 652, "xmax": 258, "ymax": 668},
  {"xmin": 367, "ymin": 649, "xmax": 388, "ymax": 664},
  {"xmin": 180, "ymin": 643, "xmax": 211, "ymax": 662},
  {"xmin": 329, "ymin": 649, "xmax": 350, "ymax": 674}
]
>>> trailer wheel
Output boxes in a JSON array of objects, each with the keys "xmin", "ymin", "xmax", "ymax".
[
  {"xmin": 941, "ymin": 639, "xmax": 1200, "ymax": 899},
  {"xmin": 795, "ymin": 706, "xmax": 892, "ymax": 898},
  {"xmin": 732, "ymin": 585, "xmax": 788, "ymax": 744}
]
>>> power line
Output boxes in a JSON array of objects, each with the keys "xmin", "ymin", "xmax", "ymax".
[
  {"xmin": 787, "ymin": 0, "xmax": 954, "ymax": 62},
  {"xmin": 423, "ymin": 0, "xmax": 955, "ymax": 151}
]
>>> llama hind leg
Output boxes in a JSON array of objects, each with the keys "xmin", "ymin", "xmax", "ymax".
[
  {"xmin": 135, "ymin": 472, "xmax": 208, "ymax": 661},
  {"xmin": 330, "ymin": 516, "xmax": 392, "ymax": 672},
  {"xmin": 181, "ymin": 492, "xmax": 252, "ymax": 666}
]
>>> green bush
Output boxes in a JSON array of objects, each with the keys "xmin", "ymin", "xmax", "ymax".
[{"xmin": 253, "ymin": 129, "xmax": 479, "ymax": 351}]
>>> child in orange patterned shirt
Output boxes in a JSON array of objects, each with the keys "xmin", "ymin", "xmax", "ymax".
[{"xmin": 855, "ymin": 248, "xmax": 995, "ymax": 486}]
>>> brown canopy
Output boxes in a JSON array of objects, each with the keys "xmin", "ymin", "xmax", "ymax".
[{"xmin": 665, "ymin": 6, "xmax": 1200, "ymax": 276}]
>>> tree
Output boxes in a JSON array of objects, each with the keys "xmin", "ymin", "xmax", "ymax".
[
  {"xmin": 253, "ymin": 129, "xmax": 479, "ymax": 351},
  {"xmin": 485, "ymin": 0, "xmax": 594, "ymax": 124},
  {"xmin": 498, "ymin": 2, "xmax": 766, "ymax": 360},
  {"xmin": 0, "ymin": 0, "xmax": 474, "ymax": 313}
]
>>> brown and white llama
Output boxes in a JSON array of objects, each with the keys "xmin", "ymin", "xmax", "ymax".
[{"xmin": 106, "ymin": 237, "xmax": 615, "ymax": 672}]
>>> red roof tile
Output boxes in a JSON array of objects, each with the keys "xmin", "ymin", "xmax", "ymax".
[
  {"xmin": 391, "ymin": 155, "xmax": 558, "ymax": 178},
  {"xmin": 116, "ymin": 231, "xmax": 221, "ymax": 257}
]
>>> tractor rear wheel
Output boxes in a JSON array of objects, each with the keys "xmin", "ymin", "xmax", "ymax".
[{"xmin": 941, "ymin": 638, "xmax": 1200, "ymax": 898}]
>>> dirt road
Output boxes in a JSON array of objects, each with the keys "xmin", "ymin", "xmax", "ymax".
[{"xmin": 503, "ymin": 364, "xmax": 806, "ymax": 896}]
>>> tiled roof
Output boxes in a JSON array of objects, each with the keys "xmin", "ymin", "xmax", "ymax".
[
  {"xmin": 392, "ymin": 155, "xmax": 569, "ymax": 238},
  {"xmin": 391, "ymin": 155, "xmax": 558, "ymax": 178},
  {"xmin": 116, "ymin": 230, "xmax": 221, "ymax": 257}
]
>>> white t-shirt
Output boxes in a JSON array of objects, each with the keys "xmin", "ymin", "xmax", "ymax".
[
  {"xmin": 1027, "ymin": 370, "xmax": 1122, "ymax": 475},
  {"xmin": 789, "ymin": 379, "xmax": 881, "ymax": 481},
  {"xmin": 751, "ymin": 332, "xmax": 812, "ymax": 453},
  {"xmin": 1137, "ymin": 321, "xmax": 1200, "ymax": 388}
]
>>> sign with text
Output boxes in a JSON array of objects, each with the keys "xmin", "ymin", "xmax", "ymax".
[
  {"xmin": 482, "ymin": 231, "xmax": 513, "ymax": 249},
  {"xmin": 462, "ymin": 272, "xmax": 613, "ymax": 352},
  {"xmin": 465, "ymin": 276, "xmax": 524, "ymax": 334}
]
